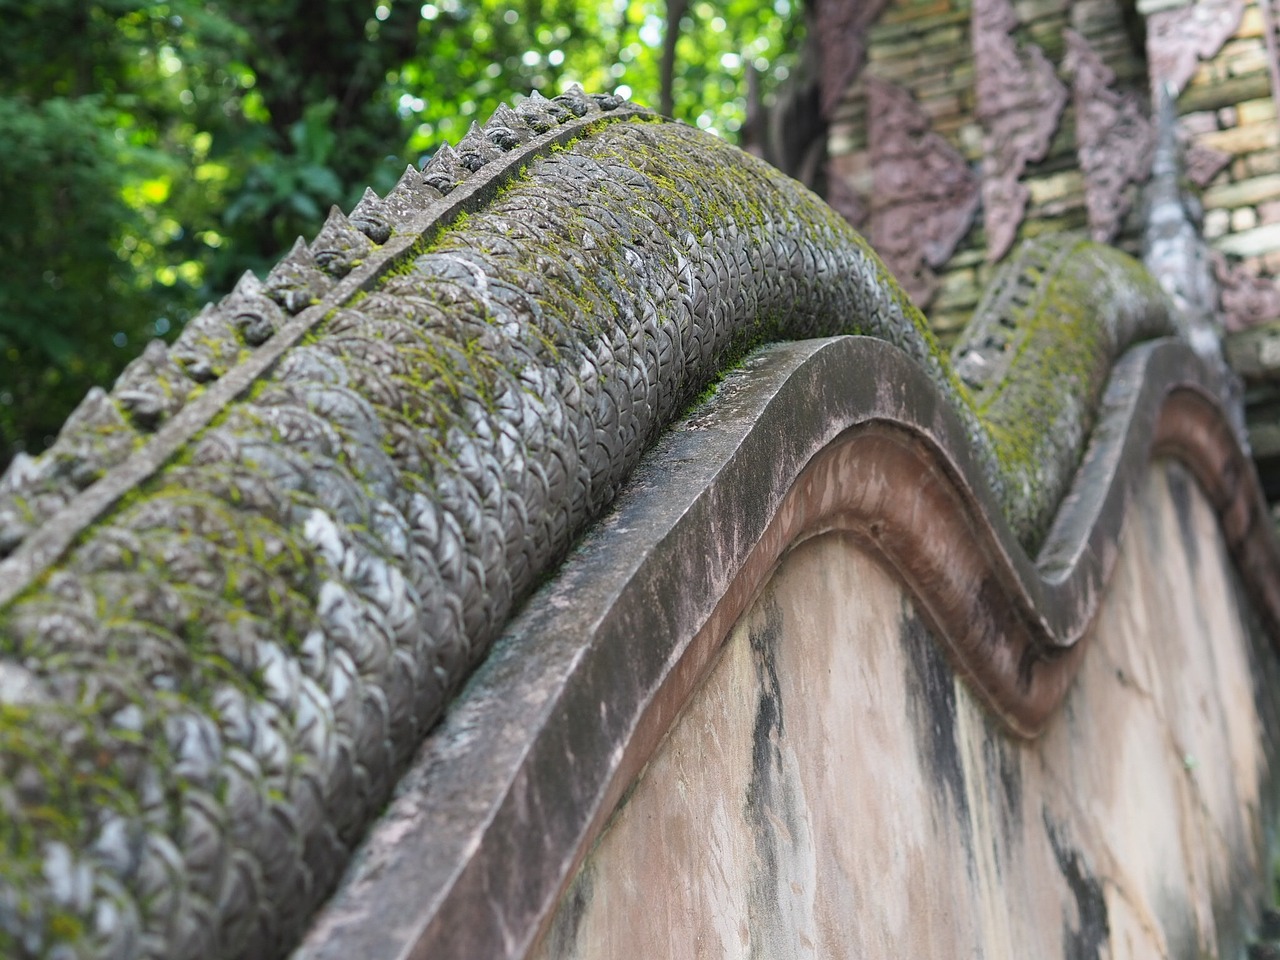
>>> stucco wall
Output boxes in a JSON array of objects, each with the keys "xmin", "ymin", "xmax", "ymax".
[{"xmin": 533, "ymin": 461, "xmax": 1280, "ymax": 959}]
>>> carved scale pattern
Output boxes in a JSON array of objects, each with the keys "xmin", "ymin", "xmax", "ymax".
[{"xmin": 0, "ymin": 88, "xmax": 1173, "ymax": 960}]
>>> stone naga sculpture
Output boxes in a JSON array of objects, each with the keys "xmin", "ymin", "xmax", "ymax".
[{"xmin": 0, "ymin": 88, "xmax": 1189, "ymax": 958}]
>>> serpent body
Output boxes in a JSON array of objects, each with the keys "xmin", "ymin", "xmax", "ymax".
[{"xmin": 0, "ymin": 90, "xmax": 1172, "ymax": 958}]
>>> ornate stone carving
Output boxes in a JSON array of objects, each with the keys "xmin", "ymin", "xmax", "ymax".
[
  {"xmin": 0, "ymin": 88, "xmax": 1180, "ymax": 960},
  {"xmin": 814, "ymin": 0, "xmax": 893, "ymax": 115},
  {"xmin": 972, "ymin": 0, "xmax": 1069, "ymax": 261},
  {"xmin": 865, "ymin": 77, "xmax": 980, "ymax": 307},
  {"xmin": 1064, "ymin": 31, "xmax": 1156, "ymax": 243},
  {"xmin": 1186, "ymin": 143, "xmax": 1233, "ymax": 189},
  {"xmin": 1214, "ymin": 252, "xmax": 1280, "ymax": 331},
  {"xmin": 1146, "ymin": 0, "xmax": 1245, "ymax": 95},
  {"xmin": 1262, "ymin": 0, "xmax": 1280, "ymax": 116}
]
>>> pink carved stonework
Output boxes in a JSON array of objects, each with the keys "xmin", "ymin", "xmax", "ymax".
[
  {"xmin": 865, "ymin": 77, "xmax": 980, "ymax": 307},
  {"xmin": 1213, "ymin": 252, "xmax": 1280, "ymax": 331},
  {"xmin": 1146, "ymin": 0, "xmax": 1245, "ymax": 95},
  {"xmin": 814, "ymin": 0, "xmax": 894, "ymax": 116},
  {"xmin": 1186, "ymin": 143, "xmax": 1232, "ymax": 189},
  {"xmin": 1261, "ymin": 0, "xmax": 1280, "ymax": 119},
  {"xmin": 972, "ymin": 0, "xmax": 1068, "ymax": 261},
  {"xmin": 1065, "ymin": 31, "xmax": 1156, "ymax": 243},
  {"xmin": 825, "ymin": 167, "xmax": 869, "ymax": 230}
]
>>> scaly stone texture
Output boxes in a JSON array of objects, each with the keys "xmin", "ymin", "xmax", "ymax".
[
  {"xmin": 0, "ymin": 86, "xmax": 1173, "ymax": 960},
  {"xmin": 535, "ymin": 462, "xmax": 1280, "ymax": 959}
]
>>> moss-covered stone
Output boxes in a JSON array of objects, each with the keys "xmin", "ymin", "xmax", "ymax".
[{"xmin": 0, "ymin": 93, "xmax": 1173, "ymax": 960}]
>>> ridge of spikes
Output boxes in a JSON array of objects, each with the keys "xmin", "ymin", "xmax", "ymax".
[
  {"xmin": 456, "ymin": 122, "xmax": 504, "ymax": 172},
  {"xmin": 384, "ymin": 165, "xmax": 444, "ymax": 221},
  {"xmin": 114, "ymin": 339, "xmax": 195, "ymax": 430},
  {"xmin": 350, "ymin": 187, "xmax": 394, "ymax": 244},
  {"xmin": 265, "ymin": 237, "xmax": 335, "ymax": 314},
  {"xmin": 483, "ymin": 104, "xmax": 532, "ymax": 150},
  {"xmin": 223, "ymin": 270, "xmax": 285, "ymax": 347},
  {"xmin": 421, "ymin": 142, "xmax": 465, "ymax": 196},
  {"xmin": 310, "ymin": 207, "xmax": 375, "ymax": 278}
]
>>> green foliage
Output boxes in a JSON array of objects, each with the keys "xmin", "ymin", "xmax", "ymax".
[{"xmin": 0, "ymin": 0, "xmax": 800, "ymax": 464}]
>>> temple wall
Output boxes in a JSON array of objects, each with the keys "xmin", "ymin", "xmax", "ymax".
[
  {"xmin": 533, "ymin": 461, "xmax": 1280, "ymax": 959},
  {"xmin": 826, "ymin": 0, "xmax": 1280, "ymax": 342}
]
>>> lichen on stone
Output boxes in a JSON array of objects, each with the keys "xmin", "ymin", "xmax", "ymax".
[{"xmin": 0, "ymin": 89, "xmax": 1176, "ymax": 960}]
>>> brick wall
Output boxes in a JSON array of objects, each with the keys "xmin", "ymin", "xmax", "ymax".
[{"xmin": 825, "ymin": 0, "xmax": 1280, "ymax": 343}]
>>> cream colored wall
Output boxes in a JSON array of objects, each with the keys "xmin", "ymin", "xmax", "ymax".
[{"xmin": 532, "ymin": 461, "xmax": 1278, "ymax": 959}]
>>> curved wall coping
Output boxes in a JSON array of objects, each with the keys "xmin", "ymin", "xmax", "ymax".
[{"xmin": 297, "ymin": 334, "xmax": 1280, "ymax": 960}]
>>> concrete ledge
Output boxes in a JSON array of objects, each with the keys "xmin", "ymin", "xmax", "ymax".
[{"xmin": 297, "ymin": 334, "xmax": 1280, "ymax": 959}]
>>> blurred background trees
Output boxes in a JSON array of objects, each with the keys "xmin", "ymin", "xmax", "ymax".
[{"xmin": 0, "ymin": 0, "xmax": 803, "ymax": 464}]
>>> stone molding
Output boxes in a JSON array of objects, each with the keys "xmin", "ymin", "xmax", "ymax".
[{"xmin": 299, "ymin": 335, "xmax": 1280, "ymax": 960}]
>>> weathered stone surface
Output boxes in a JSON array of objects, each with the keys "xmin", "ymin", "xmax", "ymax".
[
  {"xmin": 300, "ymin": 335, "xmax": 1280, "ymax": 960},
  {"xmin": 865, "ymin": 76, "xmax": 980, "ymax": 306},
  {"xmin": 534, "ymin": 463, "xmax": 1278, "ymax": 958},
  {"xmin": 1065, "ymin": 30, "xmax": 1156, "ymax": 243},
  {"xmin": 0, "ymin": 86, "xmax": 1184, "ymax": 960},
  {"xmin": 1147, "ymin": 0, "xmax": 1246, "ymax": 94},
  {"xmin": 972, "ymin": 0, "xmax": 1069, "ymax": 260}
]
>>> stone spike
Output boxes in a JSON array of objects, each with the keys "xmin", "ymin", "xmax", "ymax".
[
  {"xmin": 425, "ymin": 142, "xmax": 462, "ymax": 173},
  {"xmin": 350, "ymin": 187, "xmax": 393, "ymax": 244},
  {"xmin": 310, "ymin": 207, "xmax": 375, "ymax": 279},
  {"xmin": 540, "ymin": 96, "xmax": 575, "ymax": 124},
  {"xmin": 285, "ymin": 236, "xmax": 315, "ymax": 265},
  {"xmin": 224, "ymin": 270, "xmax": 284, "ymax": 347},
  {"xmin": 557, "ymin": 84, "xmax": 597, "ymax": 117},
  {"xmin": 483, "ymin": 104, "xmax": 530, "ymax": 150},
  {"xmin": 590, "ymin": 91, "xmax": 625, "ymax": 111},
  {"xmin": 266, "ymin": 237, "xmax": 333, "ymax": 314},
  {"xmin": 515, "ymin": 94, "xmax": 559, "ymax": 134},
  {"xmin": 387, "ymin": 166, "xmax": 443, "ymax": 215},
  {"xmin": 422, "ymin": 143, "xmax": 463, "ymax": 195},
  {"xmin": 232, "ymin": 270, "xmax": 267, "ymax": 299},
  {"xmin": 114, "ymin": 338, "xmax": 194, "ymax": 430},
  {"xmin": 488, "ymin": 103, "xmax": 522, "ymax": 128}
]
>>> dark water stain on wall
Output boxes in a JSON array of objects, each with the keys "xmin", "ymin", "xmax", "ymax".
[
  {"xmin": 536, "ymin": 855, "xmax": 596, "ymax": 956},
  {"xmin": 743, "ymin": 595, "xmax": 809, "ymax": 960},
  {"xmin": 1164, "ymin": 462, "xmax": 1200, "ymax": 570},
  {"xmin": 900, "ymin": 605, "xmax": 972, "ymax": 828},
  {"xmin": 1044, "ymin": 812, "xmax": 1109, "ymax": 960}
]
